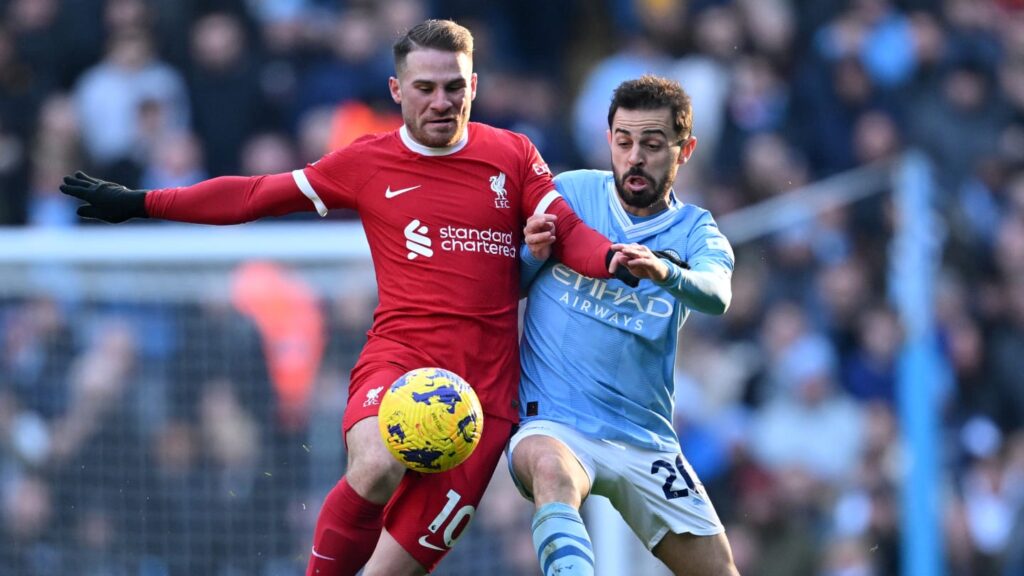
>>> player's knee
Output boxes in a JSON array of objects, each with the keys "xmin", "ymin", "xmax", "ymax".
[
  {"xmin": 346, "ymin": 438, "xmax": 406, "ymax": 501},
  {"xmin": 528, "ymin": 452, "xmax": 584, "ymax": 505},
  {"xmin": 530, "ymin": 452, "xmax": 573, "ymax": 481}
]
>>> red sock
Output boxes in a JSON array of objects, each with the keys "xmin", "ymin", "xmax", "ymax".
[{"xmin": 306, "ymin": 478, "xmax": 385, "ymax": 576}]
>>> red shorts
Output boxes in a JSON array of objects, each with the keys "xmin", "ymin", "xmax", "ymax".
[
  {"xmin": 343, "ymin": 362, "xmax": 515, "ymax": 572},
  {"xmin": 342, "ymin": 361, "xmax": 409, "ymax": 434}
]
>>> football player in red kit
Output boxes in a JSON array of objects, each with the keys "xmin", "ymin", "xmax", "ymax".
[{"xmin": 60, "ymin": 19, "xmax": 636, "ymax": 576}]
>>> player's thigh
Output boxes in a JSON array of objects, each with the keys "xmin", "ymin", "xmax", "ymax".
[
  {"xmin": 594, "ymin": 446, "xmax": 724, "ymax": 551},
  {"xmin": 384, "ymin": 417, "xmax": 513, "ymax": 573},
  {"xmin": 343, "ymin": 417, "xmax": 407, "ymax": 502},
  {"xmin": 343, "ymin": 364, "xmax": 410, "ymax": 501},
  {"xmin": 652, "ymin": 531, "xmax": 738, "ymax": 576},
  {"xmin": 509, "ymin": 423, "xmax": 592, "ymax": 506},
  {"xmin": 363, "ymin": 529, "xmax": 428, "ymax": 576}
]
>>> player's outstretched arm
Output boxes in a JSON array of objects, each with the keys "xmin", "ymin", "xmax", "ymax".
[{"xmin": 61, "ymin": 171, "xmax": 315, "ymax": 225}]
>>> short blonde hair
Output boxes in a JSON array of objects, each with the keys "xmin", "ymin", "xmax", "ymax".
[{"xmin": 393, "ymin": 19, "xmax": 474, "ymax": 73}]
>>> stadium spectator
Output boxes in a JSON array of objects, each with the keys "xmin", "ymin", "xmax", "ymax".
[
  {"xmin": 139, "ymin": 129, "xmax": 208, "ymax": 190},
  {"xmin": 909, "ymin": 56, "xmax": 1007, "ymax": 194},
  {"xmin": 188, "ymin": 12, "xmax": 267, "ymax": 176},
  {"xmin": 73, "ymin": 28, "xmax": 190, "ymax": 182},
  {"xmin": 712, "ymin": 54, "xmax": 789, "ymax": 176},
  {"xmin": 671, "ymin": 3, "xmax": 747, "ymax": 173},
  {"xmin": 0, "ymin": 474, "xmax": 57, "ymax": 575},
  {"xmin": 296, "ymin": 105, "xmax": 336, "ymax": 164},
  {"xmin": 841, "ymin": 303, "xmax": 901, "ymax": 404},
  {"xmin": 572, "ymin": 33, "xmax": 672, "ymax": 168},
  {"xmin": 749, "ymin": 326, "xmax": 866, "ymax": 481},
  {"xmin": 294, "ymin": 8, "xmax": 392, "ymax": 122},
  {"xmin": 0, "ymin": 29, "xmax": 33, "ymax": 223},
  {"xmin": 240, "ymin": 131, "xmax": 301, "ymax": 176},
  {"xmin": 25, "ymin": 94, "xmax": 84, "ymax": 226},
  {"xmin": 0, "ymin": 14, "xmax": 52, "ymax": 141}
]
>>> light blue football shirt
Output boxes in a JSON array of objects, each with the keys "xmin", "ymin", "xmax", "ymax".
[{"xmin": 519, "ymin": 170, "xmax": 734, "ymax": 451}]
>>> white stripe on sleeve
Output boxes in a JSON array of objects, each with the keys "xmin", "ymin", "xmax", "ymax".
[
  {"xmin": 533, "ymin": 190, "xmax": 562, "ymax": 215},
  {"xmin": 292, "ymin": 169, "xmax": 328, "ymax": 217}
]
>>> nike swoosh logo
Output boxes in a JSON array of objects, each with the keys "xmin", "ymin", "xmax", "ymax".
[
  {"xmin": 311, "ymin": 546, "xmax": 336, "ymax": 561},
  {"xmin": 385, "ymin": 185, "xmax": 422, "ymax": 199},
  {"xmin": 418, "ymin": 535, "xmax": 445, "ymax": 551}
]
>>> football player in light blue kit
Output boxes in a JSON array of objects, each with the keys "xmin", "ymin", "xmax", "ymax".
[{"xmin": 508, "ymin": 75, "xmax": 740, "ymax": 576}]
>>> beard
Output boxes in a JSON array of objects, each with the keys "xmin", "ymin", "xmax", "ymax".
[
  {"xmin": 405, "ymin": 105, "xmax": 470, "ymax": 148},
  {"xmin": 613, "ymin": 166, "xmax": 670, "ymax": 210},
  {"xmin": 409, "ymin": 119, "xmax": 462, "ymax": 147}
]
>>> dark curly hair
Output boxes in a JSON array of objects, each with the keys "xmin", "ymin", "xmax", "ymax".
[{"xmin": 607, "ymin": 75, "xmax": 693, "ymax": 140}]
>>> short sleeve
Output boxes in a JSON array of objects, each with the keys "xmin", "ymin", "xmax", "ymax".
[
  {"xmin": 298, "ymin": 140, "xmax": 379, "ymax": 213},
  {"xmin": 516, "ymin": 135, "xmax": 561, "ymax": 219}
]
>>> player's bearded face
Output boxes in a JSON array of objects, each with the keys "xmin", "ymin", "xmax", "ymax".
[
  {"xmin": 608, "ymin": 108, "xmax": 691, "ymax": 215},
  {"xmin": 392, "ymin": 49, "xmax": 476, "ymax": 148}
]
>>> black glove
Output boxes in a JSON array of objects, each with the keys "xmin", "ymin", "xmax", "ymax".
[
  {"xmin": 60, "ymin": 171, "xmax": 149, "ymax": 223},
  {"xmin": 605, "ymin": 249, "xmax": 640, "ymax": 287},
  {"xmin": 652, "ymin": 249, "xmax": 690, "ymax": 269}
]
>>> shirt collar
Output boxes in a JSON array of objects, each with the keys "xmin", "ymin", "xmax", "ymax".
[
  {"xmin": 606, "ymin": 175, "xmax": 683, "ymax": 240},
  {"xmin": 399, "ymin": 124, "xmax": 469, "ymax": 156}
]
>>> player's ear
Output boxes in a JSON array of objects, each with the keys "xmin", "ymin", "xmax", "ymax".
[
  {"xmin": 389, "ymin": 77, "xmax": 401, "ymax": 104},
  {"xmin": 470, "ymin": 73, "xmax": 478, "ymax": 101},
  {"xmin": 678, "ymin": 136, "xmax": 697, "ymax": 165},
  {"xmin": 606, "ymin": 129, "xmax": 612, "ymax": 147}
]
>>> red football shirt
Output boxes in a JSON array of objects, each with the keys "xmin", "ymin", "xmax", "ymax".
[{"xmin": 147, "ymin": 122, "xmax": 613, "ymax": 423}]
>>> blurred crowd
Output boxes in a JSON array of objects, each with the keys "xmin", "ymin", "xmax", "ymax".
[{"xmin": 2, "ymin": 0, "xmax": 1024, "ymax": 574}]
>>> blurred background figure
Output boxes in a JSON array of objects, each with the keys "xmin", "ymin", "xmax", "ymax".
[
  {"xmin": 188, "ymin": 11, "xmax": 266, "ymax": 176},
  {"xmin": 73, "ymin": 28, "xmax": 189, "ymax": 186}
]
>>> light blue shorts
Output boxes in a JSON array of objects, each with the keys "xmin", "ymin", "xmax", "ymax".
[{"xmin": 508, "ymin": 419, "xmax": 724, "ymax": 550}]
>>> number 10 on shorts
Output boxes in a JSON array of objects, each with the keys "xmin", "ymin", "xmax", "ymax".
[{"xmin": 425, "ymin": 489, "xmax": 476, "ymax": 548}]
